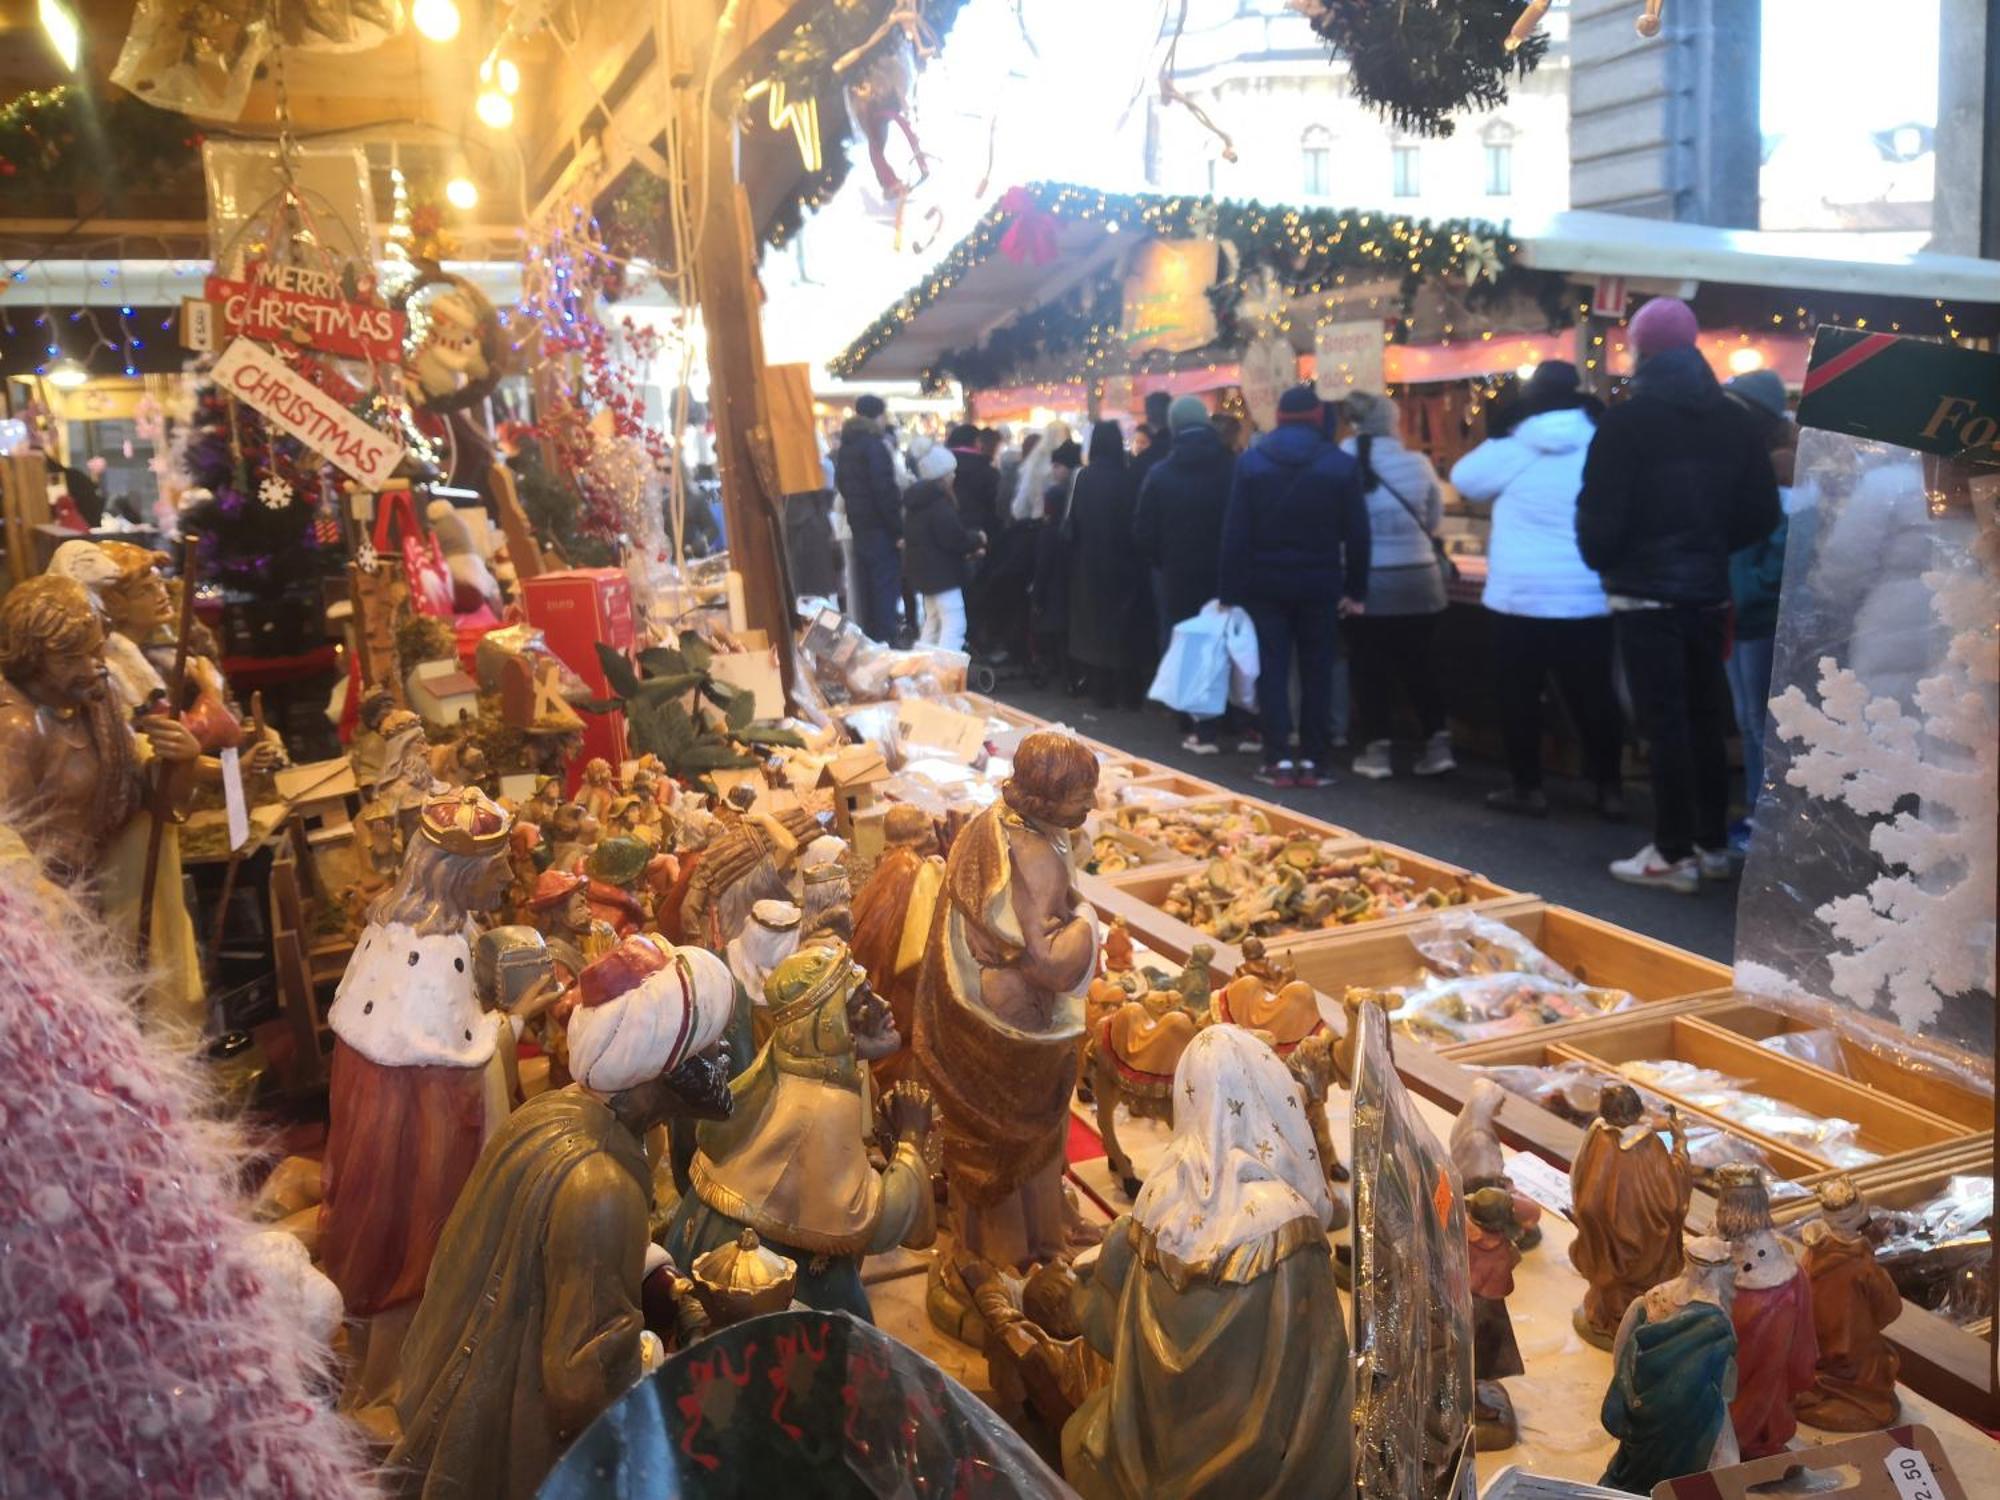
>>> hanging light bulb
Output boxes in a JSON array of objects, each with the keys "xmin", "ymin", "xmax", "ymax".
[
  {"xmin": 46, "ymin": 358, "xmax": 89, "ymax": 389},
  {"xmin": 412, "ymin": 0, "xmax": 460, "ymax": 42},
  {"xmin": 445, "ymin": 176, "xmax": 480, "ymax": 211},
  {"xmin": 497, "ymin": 57, "xmax": 520, "ymax": 95},
  {"xmin": 476, "ymin": 88, "xmax": 513, "ymax": 128}
]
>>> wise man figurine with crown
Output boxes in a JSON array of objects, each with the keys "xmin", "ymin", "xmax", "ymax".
[{"xmin": 319, "ymin": 784, "xmax": 514, "ymax": 1416}]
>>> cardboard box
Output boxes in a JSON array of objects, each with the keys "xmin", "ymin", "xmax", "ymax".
[
  {"xmin": 1654, "ymin": 1424, "xmax": 1966, "ymax": 1499},
  {"xmin": 523, "ymin": 568, "xmax": 634, "ymax": 796}
]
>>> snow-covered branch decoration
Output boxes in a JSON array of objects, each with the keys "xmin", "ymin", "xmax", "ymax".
[{"xmin": 1768, "ymin": 525, "xmax": 1998, "ymax": 1030}]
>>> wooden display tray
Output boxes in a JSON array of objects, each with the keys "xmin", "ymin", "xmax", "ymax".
[
  {"xmin": 1272, "ymin": 898, "xmax": 1731, "ymax": 1017},
  {"xmin": 1096, "ymin": 838, "xmax": 1513, "ymax": 948},
  {"xmin": 1091, "ymin": 791, "xmax": 1356, "ymax": 854},
  {"xmin": 1687, "ymin": 995, "xmax": 1994, "ymax": 1133}
]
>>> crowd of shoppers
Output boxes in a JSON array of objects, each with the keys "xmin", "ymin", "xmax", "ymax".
[{"xmin": 807, "ymin": 292, "xmax": 1791, "ymax": 896}]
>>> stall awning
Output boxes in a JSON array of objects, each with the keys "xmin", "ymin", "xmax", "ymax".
[{"xmin": 1510, "ymin": 210, "xmax": 2000, "ymax": 306}]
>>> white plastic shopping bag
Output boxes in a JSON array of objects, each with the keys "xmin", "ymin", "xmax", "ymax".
[
  {"xmin": 1221, "ymin": 603, "xmax": 1259, "ymax": 712},
  {"xmin": 1147, "ymin": 607, "xmax": 1231, "ymax": 718}
]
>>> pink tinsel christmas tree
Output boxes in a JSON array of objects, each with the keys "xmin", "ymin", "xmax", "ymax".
[{"xmin": 0, "ymin": 848, "xmax": 373, "ymax": 1497}]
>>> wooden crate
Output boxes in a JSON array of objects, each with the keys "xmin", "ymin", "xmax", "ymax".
[
  {"xmin": 1691, "ymin": 997, "xmax": 1994, "ymax": 1133},
  {"xmin": 1098, "ymin": 840, "xmax": 1511, "ymax": 948},
  {"xmin": 1124, "ymin": 771, "xmax": 1231, "ymax": 800},
  {"xmin": 1557, "ymin": 1013, "xmax": 1965, "ymax": 1165},
  {"xmin": 1277, "ymin": 900, "xmax": 1728, "ymax": 1017}
]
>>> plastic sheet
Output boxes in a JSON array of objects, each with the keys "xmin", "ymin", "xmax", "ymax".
[
  {"xmin": 1735, "ymin": 427, "xmax": 1996, "ymax": 1091},
  {"xmin": 1868, "ymin": 1175, "xmax": 1995, "ymax": 1330},
  {"xmin": 1388, "ymin": 912, "xmax": 1638, "ymax": 1047},
  {"xmin": 1352, "ymin": 998, "xmax": 1475, "ymax": 1500},
  {"xmin": 799, "ymin": 606, "xmax": 969, "ymax": 705},
  {"xmin": 1614, "ymin": 1058, "xmax": 1876, "ymax": 1171},
  {"xmin": 537, "ymin": 1309, "xmax": 1067, "ymax": 1498}
]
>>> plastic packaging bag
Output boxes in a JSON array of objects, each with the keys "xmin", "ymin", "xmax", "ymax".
[
  {"xmin": 1614, "ymin": 1058, "xmax": 1876, "ymax": 1170},
  {"xmin": 1412, "ymin": 910, "xmax": 1584, "ymax": 985},
  {"xmin": 1147, "ymin": 607, "xmax": 1230, "ymax": 718},
  {"xmin": 1394, "ymin": 973, "xmax": 1637, "ymax": 1047},
  {"xmin": 1222, "ymin": 603, "xmax": 1260, "ymax": 711}
]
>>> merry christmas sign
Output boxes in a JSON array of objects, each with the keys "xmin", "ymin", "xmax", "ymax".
[
  {"xmin": 204, "ymin": 262, "xmax": 406, "ymax": 363},
  {"xmin": 211, "ymin": 337, "xmax": 404, "ymax": 486}
]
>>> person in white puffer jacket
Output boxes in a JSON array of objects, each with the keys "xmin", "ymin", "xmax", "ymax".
[{"xmin": 1452, "ymin": 361, "xmax": 1625, "ymax": 818}]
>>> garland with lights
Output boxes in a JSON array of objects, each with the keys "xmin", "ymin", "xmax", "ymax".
[
  {"xmin": 1298, "ymin": 0, "xmax": 1548, "ymax": 138},
  {"xmin": 833, "ymin": 181, "xmax": 1570, "ymax": 390},
  {"xmin": 0, "ymin": 86, "xmax": 203, "ymax": 198}
]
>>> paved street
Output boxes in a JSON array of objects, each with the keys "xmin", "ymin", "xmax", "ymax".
[{"xmin": 997, "ymin": 684, "xmax": 1740, "ymax": 963}]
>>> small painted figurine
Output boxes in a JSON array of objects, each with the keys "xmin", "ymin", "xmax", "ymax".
[
  {"xmin": 912, "ymin": 731, "xmax": 1102, "ymax": 1277},
  {"xmin": 1569, "ymin": 1083, "xmax": 1691, "ymax": 1347},
  {"xmin": 798, "ymin": 832, "xmax": 852, "ymax": 941},
  {"xmin": 542, "ymin": 801, "xmax": 593, "ymax": 873},
  {"xmin": 1466, "ymin": 1186, "xmax": 1525, "ymax": 1450},
  {"xmin": 1716, "ymin": 1162, "xmax": 1819, "ymax": 1459},
  {"xmin": 577, "ymin": 756, "xmax": 619, "ymax": 825},
  {"xmin": 524, "ymin": 867, "xmax": 616, "ymax": 968},
  {"xmin": 583, "ymin": 835, "xmax": 652, "ymax": 937},
  {"xmin": 1449, "ymin": 1077, "xmax": 1544, "ymax": 1250},
  {"xmin": 1601, "ymin": 1235, "xmax": 1740, "ymax": 1493},
  {"xmin": 667, "ymin": 942, "xmax": 936, "ymax": 1321},
  {"xmin": 1099, "ymin": 913, "xmax": 1134, "ymax": 975},
  {"xmin": 848, "ymin": 805, "xmax": 943, "ymax": 1088},
  {"xmin": 320, "ymin": 786, "xmax": 513, "ymax": 1410},
  {"xmin": 1795, "ymin": 1175, "xmax": 1902, "ymax": 1431},
  {"xmin": 1062, "ymin": 1025, "xmax": 1351, "ymax": 1500},
  {"xmin": 387, "ymin": 933, "xmax": 737, "ymax": 1500},
  {"xmin": 725, "ymin": 897, "xmax": 802, "ymax": 1048}
]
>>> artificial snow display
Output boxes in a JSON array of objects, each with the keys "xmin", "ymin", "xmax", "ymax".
[
  {"xmin": 1736, "ymin": 430, "xmax": 1997, "ymax": 1066},
  {"xmin": 0, "ymin": 834, "xmax": 371, "ymax": 1498}
]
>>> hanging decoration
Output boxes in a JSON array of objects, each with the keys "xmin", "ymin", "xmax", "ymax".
[
  {"xmin": 395, "ymin": 269, "xmax": 504, "ymax": 415},
  {"xmin": 1509, "ymin": 0, "xmax": 1662, "ymax": 52},
  {"xmin": 257, "ymin": 474, "xmax": 293, "ymax": 511},
  {"xmin": 111, "ymin": 0, "xmax": 403, "ymax": 121},
  {"xmin": 1299, "ymin": 0, "xmax": 1549, "ymax": 138},
  {"xmin": 0, "ymin": 87, "xmax": 202, "ymax": 199},
  {"xmin": 843, "ymin": 37, "xmax": 929, "ymax": 198},
  {"xmin": 996, "ymin": 185, "xmax": 1060, "ymax": 266},
  {"xmin": 742, "ymin": 78, "xmax": 823, "ymax": 174}
]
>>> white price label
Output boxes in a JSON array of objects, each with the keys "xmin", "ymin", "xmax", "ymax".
[
  {"xmin": 1885, "ymin": 1445, "xmax": 1944, "ymax": 1500},
  {"xmin": 220, "ymin": 746, "xmax": 250, "ymax": 853}
]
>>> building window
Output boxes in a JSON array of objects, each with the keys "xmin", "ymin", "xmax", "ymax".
[
  {"xmin": 1391, "ymin": 145, "xmax": 1420, "ymax": 198},
  {"xmin": 1302, "ymin": 127, "xmax": 1332, "ymax": 197},
  {"xmin": 1484, "ymin": 141, "xmax": 1513, "ymax": 196}
]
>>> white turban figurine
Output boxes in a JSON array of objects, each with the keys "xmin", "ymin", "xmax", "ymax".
[
  {"xmin": 728, "ymin": 898, "xmax": 803, "ymax": 1007},
  {"xmin": 568, "ymin": 934, "xmax": 736, "ymax": 1095}
]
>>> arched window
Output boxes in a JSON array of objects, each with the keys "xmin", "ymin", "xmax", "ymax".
[
  {"xmin": 1301, "ymin": 126, "xmax": 1332, "ymax": 198},
  {"xmin": 1481, "ymin": 120, "xmax": 1518, "ymax": 198}
]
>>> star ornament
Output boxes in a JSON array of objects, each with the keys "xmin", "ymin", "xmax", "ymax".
[{"xmin": 258, "ymin": 474, "xmax": 293, "ymax": 510}]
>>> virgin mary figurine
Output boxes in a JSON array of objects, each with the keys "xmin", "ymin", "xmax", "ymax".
[{"xmin": 1061, "ymin": 1024, "xmax": 1351, "ymax": 1500}]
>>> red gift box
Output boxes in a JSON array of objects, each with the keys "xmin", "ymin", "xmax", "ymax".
[{"xmin": 522, "ymin": 568, "xmax": 636, "ymax": 796}]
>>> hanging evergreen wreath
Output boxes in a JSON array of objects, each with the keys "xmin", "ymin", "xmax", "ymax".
[
  {"xmin": 0, "ymin": 86, "xmax": 202, "ymax": 197},
  {"xmin": 1300, "ymin": 0, "xmax": 1549, "ymax": 138}
]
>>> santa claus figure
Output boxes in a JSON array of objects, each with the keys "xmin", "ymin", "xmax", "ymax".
[{"xmin": 319, "ymin": 785, "xmax": 514, "ymax": 1416}]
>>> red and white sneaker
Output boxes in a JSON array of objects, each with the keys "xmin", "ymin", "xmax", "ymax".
[{"xmin": 1608, "ymin": 844, "xmax": 1700, "ymax": 894}]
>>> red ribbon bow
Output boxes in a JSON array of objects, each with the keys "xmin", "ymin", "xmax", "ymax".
[{"xmin": 997, "ymin": 187, "xmax": 1059, "ymax": 266}]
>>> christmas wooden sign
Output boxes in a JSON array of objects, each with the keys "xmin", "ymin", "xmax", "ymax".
[
  {"xmin": 203, "ymin": 262, "xmax": 406, "ymax": 363},
  {"xmin": 211, "ymin": 337, "xmax": 405, "ymax": 486}
]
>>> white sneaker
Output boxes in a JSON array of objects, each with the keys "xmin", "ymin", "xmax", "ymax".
[
  {"xmin": 1181, "ymin": 734, "xmax": 1221, "ymax": 756},
  {"xmin": 1413, "ymin": 731, "xmax": 1457, "ymax": 777},
  {"xmin": 1351, "ymin": 740, "xmax": 1394, "ymax": 780},
  {"xmin": 1609, "ymin": 844, "xmax": 1700, "ymax": 894},
  {"xmin": 1695, "ymin": 846, "xmax": 1735, "ymax": 882}
]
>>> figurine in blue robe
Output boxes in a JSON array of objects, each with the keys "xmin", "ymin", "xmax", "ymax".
[{"xmin": 1601, "ymin": 1235, "xmax": 1741, "ymax": 1493}]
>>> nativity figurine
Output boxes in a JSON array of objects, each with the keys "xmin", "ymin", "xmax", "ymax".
[
  {"xmin": 577, "ymin": 756, "xmax": 619, "ymax": 825},
  {"xmin": 725, "ymin": 897, "xmax": 802, "ymax": 1052},
  {"xmin": 1466, "ymin": 1186, "xmax": 1525, "ymax": 1450},
  {"xmin": 1449, "ymin": 1077, "xmax": 1543, "ymax": 1250},
  {"xmin": 0, "ymin": 574, "xmax": 204, "ymax": 1030},
  {"xmin": 1795, "ymin": 1175, "xmax": 1902, "ymax": 1431},
  {"xmin": 387, "ymin": 933, "xmax": 736, "ymax": 1500},
  {"xmin": 848, "ymin": 804, "xmax": 942, "ymax": 1088},
  {"xmin": 1600, "ymin": 1235, "xmax": 1740, "ymax": 1493},
  {"xmin": 1716, "ymin": 1162, "xmax": 1819, "ymax": 1459},
  {"xmin": 583, "ymin": 835, "xmax": 652, "ymax": 937},
  {"xmin": 798, "ymin": 831, "xmax": 853, "ymax": 941},
  {"xmin": 666, "ymin": 941, "xmax": 936, "ymax": 1321},
  {"xmin": 912, "ymin": 730, "xmax": 1101, "ymax": 1281},
  {"xmin": 1062, "ymin": 1024, "xmax": 1351, "ymax": 1500},
  {"xmin": 523, "ymin": 868, "xmax": 615, "ymax": 970},
  {"xmin": 319, "ymin": 786, "xmax": 513, "ymax": 1411},
  {"xmin": 1569, "ymin": 1082, "xmax": 1691, "ymax": 1347}
]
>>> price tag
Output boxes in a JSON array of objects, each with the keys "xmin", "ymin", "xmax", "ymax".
[
  {"xmin": 220, "ymin": 746, "xmax": 250, "ymax": 852},
  {"xmin": 1886, "ymin": 1445, "xmax": 1944, "ymax": 1500}
]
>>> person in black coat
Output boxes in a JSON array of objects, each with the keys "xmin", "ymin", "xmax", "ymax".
[
  {"xmin": 1029, "ymin": 439, "xmax": 1081, "ymax": 689},
  {"xmin": 1577, "ymin": 297, "xmax": 1781, "ymax": 892},
  {"xmin": 1218, "ymin": 385, "xmax": 1371, "ymax": 788},
  {"xmin": 834, "ymin": 394, "xmax": 903, "ymax": 643},
  {"xmin": 945, "ymin": 423, "xmax": 1001, "ymax": 654},
  {"xmin": 902, "ymin": 445, "xmax": 983, "ymax": 653},
  {"xmin": 1135, "ymin": 395, "xmax": 1237, "ymax": 749},
  {"xmin": 1066, "ymin": 421, "xmax": 1149, "ymax": 708}
]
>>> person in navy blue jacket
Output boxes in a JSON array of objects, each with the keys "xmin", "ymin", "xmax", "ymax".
[{"xmin": 1218, "ymin": 385, "xmax": 1371, "ymax": 788}]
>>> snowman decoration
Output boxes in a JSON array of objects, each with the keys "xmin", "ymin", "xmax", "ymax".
[{"xmin": 406, "ymin": 283, "xmax": 493, "ymax": 407}]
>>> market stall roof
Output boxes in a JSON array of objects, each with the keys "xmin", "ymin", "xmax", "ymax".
[{"xmin": 1510, "ymin": 209, "xmax": 2000, "ymax": 305}]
